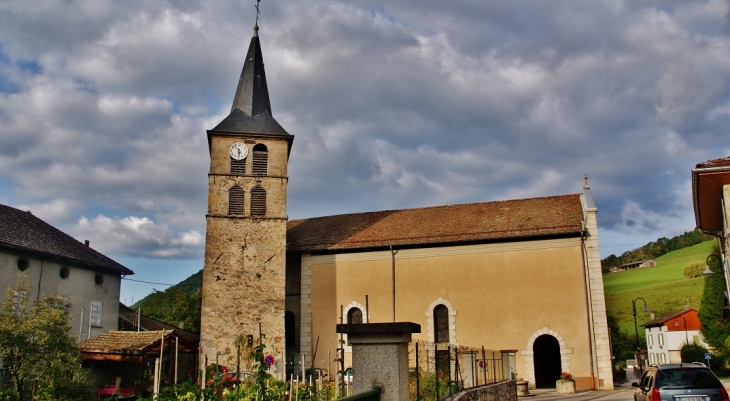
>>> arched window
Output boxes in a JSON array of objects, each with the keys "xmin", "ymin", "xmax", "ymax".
[
  {"xmin": 229, "ymin": 185, "xmax": 244, "ymax": 215},
  {"xmin": 252, "ymin": 144, "xmax": 268, "ymax": 176},
  {"xmin": 434, "ymin": 304, "xmax": 449, "ymax": 343},
  {"xmin": 230, "ymin": 156, "xmax": 246, "ymax": 175},
  {"xmin": 347, "ymin": 308, "xmax": 363, "ymax": 324},
  {"xmin": 250, "ymin": 186, "xmax": 266, "ymax": 216}
]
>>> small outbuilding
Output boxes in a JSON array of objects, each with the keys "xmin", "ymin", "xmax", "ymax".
[{"xmin": 78, "ymin": 330, "xmax": 198, "ymax": 398}]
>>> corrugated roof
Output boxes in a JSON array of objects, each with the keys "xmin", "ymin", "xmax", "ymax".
[
  {"xmin": 287, "ymin": 193, "xmax": 584, "ymax": 251},
  {"xmin": 0, "ymin": 204, "xmax": 133, "ymax": 275}
]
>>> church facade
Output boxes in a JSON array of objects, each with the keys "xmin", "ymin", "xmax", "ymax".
[{"xmin": 200, "ymin": 23, "xmax": 613, "ymax": 390}]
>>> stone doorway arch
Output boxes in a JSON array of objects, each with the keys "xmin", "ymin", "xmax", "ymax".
[
  {"xmin": 533, "ymin": 335, "xmax": 561, "ymax": 387},
  {"xmin": 520, "ymin": 327, "xmax": 572, "ymax": 388}
]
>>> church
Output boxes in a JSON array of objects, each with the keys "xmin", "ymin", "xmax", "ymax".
[{"xmin": 199, "ymin": 22, "xmax": 613, "ymax": 391}]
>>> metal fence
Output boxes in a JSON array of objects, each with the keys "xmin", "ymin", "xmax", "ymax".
[{"xmin": 409, "ymin": 341, "xmax": 510, "ymax": 401}]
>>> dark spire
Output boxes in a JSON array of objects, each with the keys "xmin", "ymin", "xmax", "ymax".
[{"xmin": 230, "ymin": 24, "xmax": 272, "ymax": 117}]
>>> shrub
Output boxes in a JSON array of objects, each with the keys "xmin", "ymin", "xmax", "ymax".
[
  {"xmin": 681, "ymin": 342, "xmax": 709, "ymax": 364},
  {"xmin": 683, "ymin": 262, "xmax": 705, "ymax": 279}
]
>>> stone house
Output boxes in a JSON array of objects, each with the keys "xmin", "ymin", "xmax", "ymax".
[
  {"xmin": 199, "ymin": 24, "xmax": 613, "ymax": 391},
  {"xmin": 0, "ymin": 203, "xmax": 133, "ymax": 339}
]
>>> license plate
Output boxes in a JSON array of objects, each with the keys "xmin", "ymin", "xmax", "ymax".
[{"xmin": 677, "ymin": 397, "xmax": 704, "ymax": 401}]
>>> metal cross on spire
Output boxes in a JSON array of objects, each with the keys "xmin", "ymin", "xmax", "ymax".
[{"xmin": 255, "ymin": 0, "xmax": 261, "ymax": 25}]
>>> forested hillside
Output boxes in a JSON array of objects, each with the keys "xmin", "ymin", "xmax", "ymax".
[
  {"xmin": 601, "ymin": 229, "xmax": 713, "ymax": 272},
  {"xmin": 132, "ymin": 271, "xmax": 202, "ymax": 333}
]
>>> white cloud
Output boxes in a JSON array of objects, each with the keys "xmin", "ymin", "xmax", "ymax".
[
  {"xmin": 75, "ymin": 214, "xmax": 204, "ymax": 259},
  {"xmin": 1, "ymin": 0, "xmax": 730, "ymax": 299}
]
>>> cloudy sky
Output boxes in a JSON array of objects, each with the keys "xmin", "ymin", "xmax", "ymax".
[{"xmin": 2, "ymin": 0, "xmax": 729, "ymax": 303}]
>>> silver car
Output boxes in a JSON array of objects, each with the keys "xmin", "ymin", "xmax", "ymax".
[{"xmin": 632, "ymin": 363, "xmax": 729, "ymax": 401}]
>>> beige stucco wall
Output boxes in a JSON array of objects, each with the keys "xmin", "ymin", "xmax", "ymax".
[
  {"xmin": 0, "ymin": 251, "xmax": 122, "ymax": 340},
  {"xmin": 200, "ymin": 134, "xmax": 289, "ymax": 376},
  {"xmin": 300, "ymin": 236, "xmax": 609, "ymax": 389}
]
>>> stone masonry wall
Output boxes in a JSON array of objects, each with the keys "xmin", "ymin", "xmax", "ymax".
[{"xmin": 200, "ymin": 135, "xmax": 289, "ymax": 378}]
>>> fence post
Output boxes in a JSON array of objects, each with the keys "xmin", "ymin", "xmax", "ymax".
[
  {"xmin": 481, "ymin": 347, "xmax": 487, "ymax": 385},
  {"xmin": 448, "ymin": 345, "xmax": 452, "ymax": 397},
  {"xmin": 416, "ymin": 342, "xmax": 420, "ymax": 401},
  {"xmin": 434, "ymin": 343, "xmax": 439, "ymax": 400}
]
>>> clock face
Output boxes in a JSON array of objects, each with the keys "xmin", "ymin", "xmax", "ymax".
[{"xmin": 229, "ymin": 142, "xmax": 249, "ymax": 160}]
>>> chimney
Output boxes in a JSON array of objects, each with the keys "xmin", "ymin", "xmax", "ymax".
[
  {"xmin": 650, "ymin": 313, "xmax": 655, "ymax": 320},
  {"xmin": 84, "ymin": 240, "xmax": 90, "ymax": 247}
]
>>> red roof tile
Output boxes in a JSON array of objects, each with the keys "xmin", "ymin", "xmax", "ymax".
[
  {"xmin": 287, "ymin": 194, "xmax": 584, "ymax": 251},
  {"xmin": 696, "ymin": 156, "xmax": 730, "ymax": 169}
]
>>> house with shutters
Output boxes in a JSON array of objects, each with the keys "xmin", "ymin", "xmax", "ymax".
[
  {"xmin": 0, "ymin": 203, "xmax": 133, "ymax": 340},
  {"xmin": 640, "ymin": 308, "xmax": 709, "ymax": 365}
]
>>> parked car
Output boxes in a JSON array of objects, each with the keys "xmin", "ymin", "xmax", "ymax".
[{"xmin": 632, "ymin": 363, "xmax": 730, "ymax": 401}]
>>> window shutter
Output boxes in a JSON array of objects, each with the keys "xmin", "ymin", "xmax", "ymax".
[
  {"xmin": 252, "ymin": 145, "xmax": 268, "ymax": 175},
  {"xmin": 229, "ymin": 186, "xmax": 244, "ymax": 215},
  {"xmin": 230, "ymin": 157, "xmax": 246, "ymax": 175},
  {"xmin": 251, "ymin": 186, "xmax": 266, "ymax": 216}
]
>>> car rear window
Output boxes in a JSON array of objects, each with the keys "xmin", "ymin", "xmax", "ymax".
[{"xmin": 656, "ymin": 369, "xmax": 722, "ymax": 389}]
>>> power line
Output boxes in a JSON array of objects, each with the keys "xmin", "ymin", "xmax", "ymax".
[{"xmin": 122, "ymin": 277, "xmax": 175, "ymax": 286}]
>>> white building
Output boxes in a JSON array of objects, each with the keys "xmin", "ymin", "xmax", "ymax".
[
  {"xmin": 641, "ymin": 308, "xmax": 709, "ymax": 364},
  {"xmin": 0, "ymin": 204, "xmax": 134, "ymax": 340}
]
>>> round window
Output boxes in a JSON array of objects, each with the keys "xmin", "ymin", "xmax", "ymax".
[
  {"xmin": 60, "ymin": 267, "xmax": 69, "ymax": 279},
  {"xmin": 17, "ymin": 259, "xmax": 29, "ymax": 271},
  {"xmin": 94, "ymin": 274, "xmax": 104, "ymax": 285}
]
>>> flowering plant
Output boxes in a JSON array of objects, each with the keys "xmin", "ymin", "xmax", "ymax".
[{"xmin": 558, "ymin": 372, "xmax": 574, "ymax": 382}]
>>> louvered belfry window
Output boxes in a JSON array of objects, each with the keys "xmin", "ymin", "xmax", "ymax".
[
  {"xmin": 252, "ymin": 144, "xmax": 268, "ymax": 176},
  {"xmin": 228, "ymin": 185, "xmax": 244, "ymax": 215},
  {"xmin": 348, "ymin": 308, "xmax": 363, "ymax": 324},
  {"xmin": 250, "ymin": 186, "xmax": 266, "ymax": 216},
  {"xmin": 434, "ymin": 304, "xmax": 449, "ymax": 343},
  {"xmin": 230, "ymin": 157, "xmax": 246, "ymax": 175}
]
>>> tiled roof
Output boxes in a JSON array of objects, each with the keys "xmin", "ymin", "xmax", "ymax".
[
  {"xmin": 78, "ymin": 330, "xmax": 169, "ymax": 354},
  {"xmin": 640, "ymin": 309, "xmax": 696, "ymax": 327},
  {"xmin": 0, "ymin": 204, "xmax": 133, "ymax": 275},
  {"xmin": 119, "ymin": 303, "xmax": 199, "ymax": 344},
  {"xmin": 696, "ymin": 156, "xmax": 730, "ymax": 169},
  {"xmin": 287, "ymin": 193, "xmax": 585, "ymax": 251}
]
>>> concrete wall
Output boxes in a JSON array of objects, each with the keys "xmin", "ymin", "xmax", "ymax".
[
  {"xmin": 0, "ymin": 251, "xmax": 122, "ymax": 340},
  {"xmin": 300, "ymin": 236, "xmax": 611, "ymax": 389},
  {"xmin": 200, "ymin": 135, "xmax": 289, "ymax": 377}
]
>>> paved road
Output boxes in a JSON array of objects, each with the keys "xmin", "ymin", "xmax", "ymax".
[
  {"xmin": 525, "ymin": 387, "xmax": 634, "ymax": 401},
  {"xmin": 522, "ymin": 369, "xmax": 640, "ymax": 401}
]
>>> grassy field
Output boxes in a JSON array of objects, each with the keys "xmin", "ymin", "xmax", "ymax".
[{"xmin": 603, "ymin": 240, "xmax": 717, "ymax": 336}]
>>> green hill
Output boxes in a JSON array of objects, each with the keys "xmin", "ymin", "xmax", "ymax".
[{"xmin": 604, "ymin": 240, "xmax": 716, "ymax": 336}]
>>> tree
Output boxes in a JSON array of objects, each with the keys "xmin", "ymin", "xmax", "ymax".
[
  {"xmin": 607, "ymin": 313, "xmax": 637, "ymax": 367},
  {"xmin": 133, "ymin": 287, "xmax": 202, "ymax": 333},
  {"xmin": 0, "ymin": 275, "xmax": 88, "ymax": 400},
  {"xmin": 698, "ymin": 244, "xmax": 730, "ymax": 350}
]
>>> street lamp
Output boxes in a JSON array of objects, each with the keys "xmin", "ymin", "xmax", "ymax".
[
  {"xmin": 632, "ymin": 297, "xmax": 649, "ymax": 373},
  {"xmin": 702, "ymin": 254, "xmax": 724, "ymax": 276},
  {"xmin": 674, "ymin": 316, "xmax": 689, "ymax": 344}
]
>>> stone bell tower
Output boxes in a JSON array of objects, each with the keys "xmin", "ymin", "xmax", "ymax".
[{"xmin": 200, "ymin": 23, "xmax": 293, "ymax": 375}]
